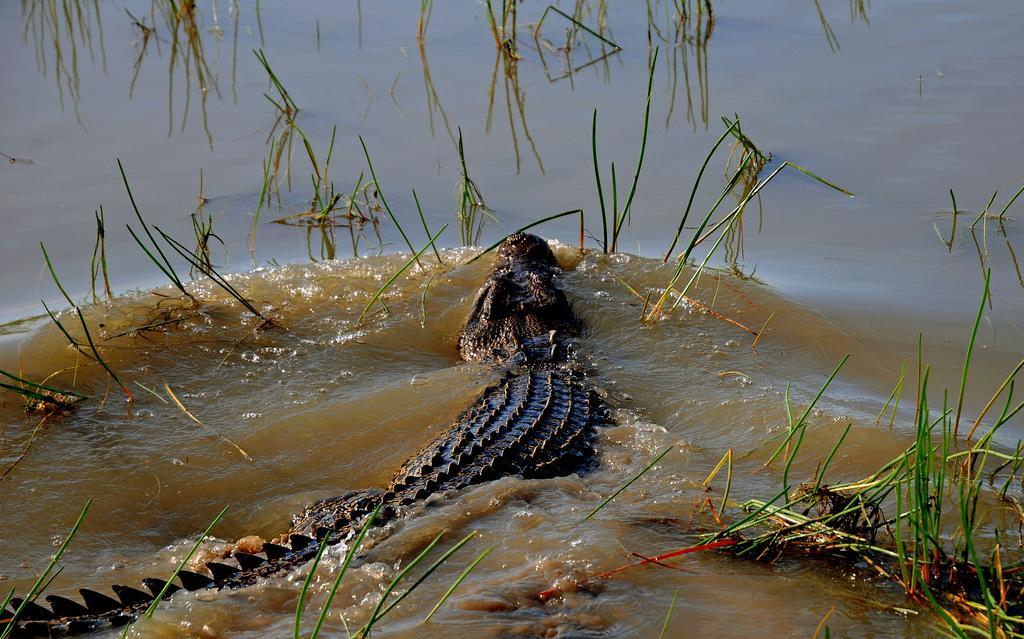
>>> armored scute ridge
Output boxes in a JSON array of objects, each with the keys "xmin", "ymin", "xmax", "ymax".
[{"xmin": 6, "ymin": 233, "xmax": 608, "ymax": 637}]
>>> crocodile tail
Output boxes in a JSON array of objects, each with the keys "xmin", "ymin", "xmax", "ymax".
[
  {"xmin": 3, "ymin": 572, "xmax": 206, "ymax": 637},
  {"xmin": 4, "ymin": 490, "xmax": 386, "ymax": 638}
]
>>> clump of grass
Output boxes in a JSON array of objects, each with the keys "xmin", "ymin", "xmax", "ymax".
[
  {"xmin": 154, "ymin": 227, "xmax": 276, "ymax": 327},
  {"xmin": 660, "ymin": 118, "xmax": 740, "ymax": 261},
  {"xmin": 119, "ymin": 159, "xmax": 194, "ymax": 303},
  {"xmin": 0, "ymin": 368, "xmax": 87, "ymax": 412},
  {"xmin": 271, "ymin": 126, "xmax": 369, "ymax": 248},
  {"xmin": 591, "ymin": 46, "xmax": 659, "ymax": 253},
  {"xmin": 720, "ymin": 114, "xmax": 771, "ymax": 265},
  {"xmin": 646, "ymin": 120, "xmax": 852, "ymax": 322},
  {"xmin": 254, "ymin": 48, "xmax": 301, "ymax": 194},
  {"xmin": 119, "ymin": 158, "xmax": 279, "ymax": 327},
  {"xmin": 455, "ymin": 130, "xmax": 495, "ymax": 246},
  {"xmin": 40, "ymin": 242, "xmax": 134, "ymax": 401}
]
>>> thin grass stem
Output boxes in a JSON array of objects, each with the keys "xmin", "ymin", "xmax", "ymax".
[{"xmin": 611, "ymin": 46, "xmax": 658, "ymax": 252}]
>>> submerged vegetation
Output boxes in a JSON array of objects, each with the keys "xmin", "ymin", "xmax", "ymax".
[{"xmin": 5, "ymin": 1, "xmax": 1024, "ymax": 638}]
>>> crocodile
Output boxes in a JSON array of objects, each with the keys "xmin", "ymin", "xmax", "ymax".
[{"xmin": 4, "ymin": 233, "xmax": 608, "ymax": 637}]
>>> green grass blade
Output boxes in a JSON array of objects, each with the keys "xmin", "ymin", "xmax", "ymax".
[
  {"xmin": 117, "ymin": 159, "xmax": 188, "ymax": 294},
  {"xmin": 120, "ymin": 506, "xmax": 229, "ymax": 637},
  {"xmin": 813, "ymin": 423, "xmax": 852, "ymax": 490},
  {"xmin": 422, "ymin": 545, "xmax": 494, "ymax": 624},
  {"xmin": 370, "ymin": 531, "xmax": 477, "ymax": 623},
  {"xmin": 73, "ymin": 307, "xmax": 134, "ymax": 401},
  {"xmin": 0, "ymin": 499, "xmax": 91, "ymax": 639},
  {"xmin": 358, "ymin": 225, "xmax": 447, "ymax": 324},
  {"xmin": 781, "ymin": 161, "xmax": 855, "ymax": 197},
  {"xmin": 360, "ymin": 531, "xmax": 447, "ymax": 635},
  {"xmin": 413, "ymin": 189, "xmax": 444, "ymax": 265},
  {"xmin": 997, "ymin": 184, "xmax": 1024, "ymax": 218},
  {"xmin": 142, "ymin": 506, "xmax": 228, "ymax": 618},
  {"xmin": 39, "ymin": 245, "xmax": 133, "ymax": 400},
  {"xmin": 125, "ymin": 224, "xmax": 189, "ymax": 297},
  {"xmin": 584, "ymin": 446, "xmax": 673, "ymax": 520},
  {"xmin": 39, "ymin": 242, "xmax": 76, "ymax": 308},
  {"xmin": 764, "ymin": 356, "xmax": 849, "ymax": 468},
  {"xmin": 359, "ymin": 136, "xmax": 421, "ymax": 265},
  {"xmin": 251, "ymin": 139, "xmax": 275, "ymax": 257},
  {"xmin": 657, "ymin": 589, "xmax": 680, "ymax": 639},
  {"xmin": 591, "ymin": 109, "xmax": 608, "ymax": 253},
  {"xmin": 309, "ymin": 503, "xmax": 383, "ymax": 639},
  {"xmin": 466, "ymin": 209, "xmax": 582, "ymax": 264},
  {"xmin": 954, "ymin": 269, "xmax": 990, "ymax": 438},
  {"xmin": 0, "ymin": 589, "xmax": 13, "ymax": 625},
  {"xmin": 294, "ymin": 533, "xmax": 332, "ymax": 639},
  {"xmin": 611, "ymin": 46, "xmax": 658, "ymax": 252},
  {"xmin": 662, "ymin": 120, "xmax": 739, "ymax": 261},
  {"xmin": 41, "ymin": 300, "xmax": 83, "ymax": 352}
]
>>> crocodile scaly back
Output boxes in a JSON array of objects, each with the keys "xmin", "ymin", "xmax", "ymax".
[{"xmin": 5, "ymin": 233, "xmax": 606, "ymax": 637}]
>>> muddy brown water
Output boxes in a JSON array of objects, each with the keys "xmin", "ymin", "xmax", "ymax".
[{"xmin": 1, "ymin": 1, "xmax": 1023, "ymax": 638}]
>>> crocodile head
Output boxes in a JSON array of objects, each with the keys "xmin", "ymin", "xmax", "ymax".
[
  {"xmin": 458, "ymin": 233, "xmax": 579, "ymax": 364},
  {"xmin": 495, "ymin": 232, "xmax": 560, "ymax": 268}
]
